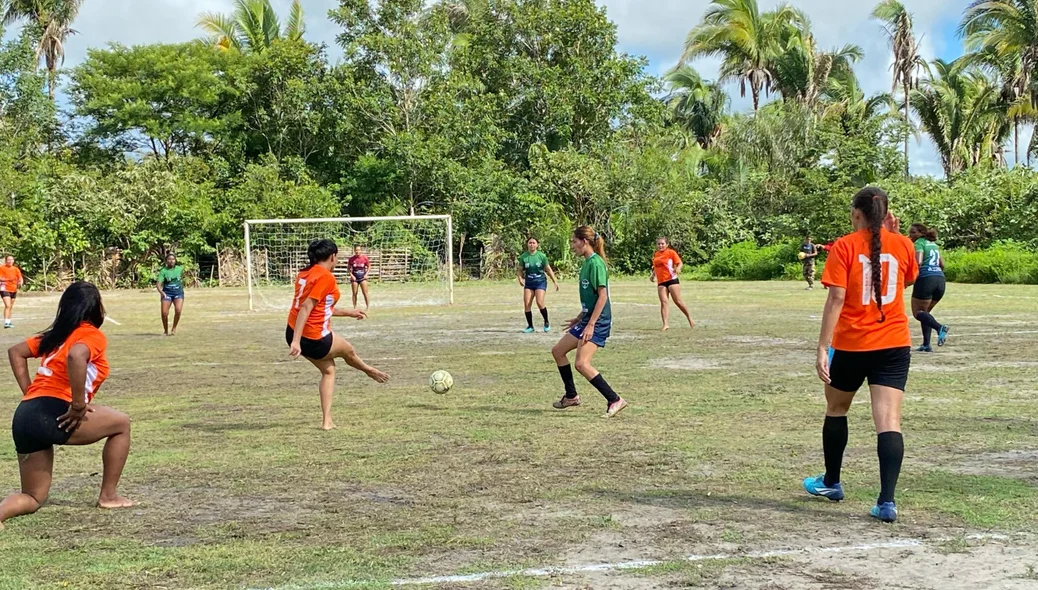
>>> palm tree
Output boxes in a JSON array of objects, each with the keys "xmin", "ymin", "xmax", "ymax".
[
  {"xmin": 682, "ymin": 0, "xmax": 799, "ymax": 111},
  {"xmin": 872, "ymin": 0, "xmax": 927, "ymax": 176},
  {"xmin": 197, "ymin": 0, "xmax": 305, "ymax": 53},
  {"xmin": 2, "ymin": 0, "xmax": 84, "ymax": 100},
  {"xmin": 822, "ymin": 74, "xmax": 897, "ymax": 128},
  {"xmin": 663, "ymin": 64, "xmax": 729, "ymax": 149},
  {"xmin": 910, "ymin": 59, "xmax": 1004, "ymax": 176}
]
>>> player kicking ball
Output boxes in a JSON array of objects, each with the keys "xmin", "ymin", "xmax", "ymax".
[{"xmin": 550, "ymin": 226, "xmax": 627, "ymax": 418}]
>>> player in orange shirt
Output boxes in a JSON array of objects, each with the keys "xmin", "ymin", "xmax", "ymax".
[
  {"xmin": 1, "ymin": 282, "xmax": 134, "ymax": 531},
  {"xmin": 650, "ymin": 237, "xmax": 695, "ymax": 331},
  {"xmin": 802, "ymin": 187, "xmax": 918, "ymax": 524},
  {"xmin": 0, "ymin": 255, "xmax": 25, "ymax": 328},
  {"xmin": 287, "ymin": 239, "xmax": 389, "ymax": 431}
]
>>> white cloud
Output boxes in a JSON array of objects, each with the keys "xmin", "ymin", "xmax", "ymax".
[{"xmin": 19, "ymin": 0, "xmax": 983, "ymax": 175}]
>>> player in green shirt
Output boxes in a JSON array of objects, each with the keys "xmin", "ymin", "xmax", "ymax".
[
  {"xmin": 549, "ymin": 226, "xmax": 627, "ymax": 418},
  {"xmin": 517, "ymin": 237, "xmax": 559, "ymax": 333},
  {"xmin": 908, "ymin": 224, "xmax": 949, "ymax": 352},
  {"xmin": 155, "ymin": 253, "xmax": 185, "ymax": 336}
]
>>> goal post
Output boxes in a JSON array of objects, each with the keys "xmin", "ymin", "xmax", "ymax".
[{"xmin": 244, "ymin": 215, "xmax": 454, "ymax": 311}]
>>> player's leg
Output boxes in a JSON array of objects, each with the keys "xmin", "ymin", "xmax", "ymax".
[
  {"xmin": 325, "ymin": 332, "xmax": 388, "ymax": 384},
  {"xmin": 804, "ymin": 349, "xmax": 864, "ymax": 502},
  {"xmin": 866, "ymin": 348, "xmax": 909, "ymax": 522},
  {"xmin": 351, "ymin": 281, "xmax": 359, "ymax": 309},
  {"xmin": 911, "ymin": 294, "xmax": 940, "ymax": 351},
  {"xmin": 171, "ymin": 297, "xmax": 184, "ymax": 335},
  {"xmin": 2, "ymin": 294, "xmax": 12, "ymax": 327},
  {"xmin": 930, "ymin": 280, "xmax": 949, "ymax": 346},
  {"xmin": 306, "ymin": 357, "xmax": 338, "ymax": 431},
  {"xmin": 574, "ymin": 340, "xmax": 626, "ymax": 416},
  {"xmin": 551, "ymin": 333, "xmax": 580, "ymax": 407},
  {"xmin": 522, "ymin": 289, "xmax": 535, "ymax": 332},
  {"xmin": 535, "ymin": 289, "xmax": 549, "ymax": 331},
  {"xmin": 0, "ymin": 449, "xmax": 54, "ymax": 528},
  {"xmin": 360, "ymin": 280, "xmax": 370, "ymax": 309},
  {"xmin": 160, "ymin": 297, "xmax": 172, "ymax": 335},
  {"xmin": 66, "ymin": 405, "xmax": 134, "ymax": 508},
  {"xmin": 657, "ymin": 285, "xmax": 670, "ymax": 330},
  {"xmin": 667, "ymin": 283, "xmax": 696, "ymax": 329}
]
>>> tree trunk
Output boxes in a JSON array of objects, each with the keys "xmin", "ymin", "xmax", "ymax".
[
  {"xmin": 457, "ymin": 232, "xmax": 466, "ymax": 273},
  {"xmin": 903, "ymin": 87, "xmax": 910, "ymax": 178},
  {"xmin": 1015, "ymin": 120, "xmax": 1020, "ymax": 166}
]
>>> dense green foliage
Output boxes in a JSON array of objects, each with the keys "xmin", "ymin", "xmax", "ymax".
[{"xmin": 0, "ymin": 0, "xmax": 1035, "ymax": 288}]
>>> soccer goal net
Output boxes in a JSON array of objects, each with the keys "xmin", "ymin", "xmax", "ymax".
[{"xmin": 244, "ymin": 215, "xmax": 454, "ymax": 311}]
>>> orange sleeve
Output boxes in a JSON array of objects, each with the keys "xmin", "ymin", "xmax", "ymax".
[
  {"xmin": 821, "ymin": 239, "xmax": 849, "ymax": 289},
  {"xmin": 902, "ymin": 237, "xmax": 918, "ymax": 285},
  {"xmin": 75, "ymin": 331, "xmax": 108, "ymax": 360},
  {"xmin": 308, "ymin": 273, "xmax": 334, "ymax": 302},
  {"xmin": 26, "ymin": 335, "xmax": 41, "ymax": 357},
  {"xmin": 671, "ymin": 250, "xmax": 682, "ymax": 266}
]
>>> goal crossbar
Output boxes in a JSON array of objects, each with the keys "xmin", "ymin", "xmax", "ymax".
[{"xmin": 244, "ymin": 215, "xmax": 454, "ymax": 310}]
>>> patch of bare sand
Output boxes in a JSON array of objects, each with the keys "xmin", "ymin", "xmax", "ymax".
[
  {"xmin": 724, "ymin": 336, "xmax": 808, "ymax": 347},
  {"xmin": 649, "ymin": 357, "xmax": 723, "ymax": 371}
]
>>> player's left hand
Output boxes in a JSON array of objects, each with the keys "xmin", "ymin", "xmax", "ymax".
[
  {"xmin": 564, "ymin": 317, "xmax": 578, "ymax": 330},
  {"xmin": 57, "ymin": 403, "xmax": 93, "ymax": 433},
  {"xmin": 581, "ymin": 324, "xmax": 594, "ymax": 343},
  {"xmin": 350, "ymin": 310, "xmax": 367, "ymax": 320},
  {"xmin": 883, "ymin": 211, "xmax": 900, "ymax": 234},
  {"xmin": 554, "ymin": 282, "xmax": 560, "ymax": 292},
  {"xmin": 815, "ymin": 348, "xmax": 831, "ymax": 384}
]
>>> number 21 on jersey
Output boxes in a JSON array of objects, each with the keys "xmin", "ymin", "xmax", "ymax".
[{"xmin": 857, "ymin": 254, "xmax": 899, "ymax": 305}]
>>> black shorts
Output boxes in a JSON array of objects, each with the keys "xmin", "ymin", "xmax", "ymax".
[
  {"xmin": 12, "ymin": 396, "xmax": 72, "ymax": 454},
  {"xmin": 658, "ymin": 279, "xmax": 680, "ymax": 288},
  {"xmin": 912, "ymin": 275, "xmax": 946, "ymax": 303},
  {"xmin": 1, "ymin": 291, "xmax": 16, "ymax": 300},
  {"xmin": 829, "ymin": 347, "xmax": 911, "ymax": 393},
  {"xmin": 285, "ymin": 326, "xmax": 333, "ymax": 360}
]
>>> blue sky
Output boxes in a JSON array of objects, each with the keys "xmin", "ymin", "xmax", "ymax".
[{"xmin": 41, "ymin": 1, "xmax": 997, "ymax": 176}]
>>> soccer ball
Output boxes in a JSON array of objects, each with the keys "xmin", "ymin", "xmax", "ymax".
[
  {"xmin": 798, "ymin": 252, "xmax": 807, "ymax": 261},
  {"xmin": 429, "ymin": 370, "xmax": 453, "ymax": 394}
]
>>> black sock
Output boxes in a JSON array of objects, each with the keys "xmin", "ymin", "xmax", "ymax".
[
  {"xmin": 589, "ymin": 374, "xmax": 620, "ymax": 404},
  {"xmin": 822, "ymin": 416, "xmax": 848, "ymax": 487},
  {"xmin": 877, "ymin": 431, "xmax": 904, "ymax": 504},
  {"xmin": 525, "ymin": 311, "xmax": 533, "ymax": 329},
  {"xmin": 915, "ymin": 311, "xmax": 942, "ymax": 345},
  {"xmin": 539, "ymin": 307, "xmax": 549, "ymax": 326},
  {"xmin": 922, "ymin": 324, "xmax": 932, "ymax": 347},
  {"xmin": 557, "ymin": 364, "xmax": 577, "ymax": 397}
]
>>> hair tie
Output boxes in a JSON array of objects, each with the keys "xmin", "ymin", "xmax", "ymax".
[{"xmin": 594, "ymin": 233, "xmax": 600, "ymax": 240}]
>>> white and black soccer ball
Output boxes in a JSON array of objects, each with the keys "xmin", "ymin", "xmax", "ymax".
[{"xmin": 429, "ymin": 370, "xmax": 453, "ymax": 394}]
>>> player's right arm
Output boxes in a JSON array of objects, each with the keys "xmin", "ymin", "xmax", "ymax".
[
  {"xmin": 289, "ymin": 298, "xmax": 315, "ymax": 358},
  {"xmin": 7, "ymin": 340, "xmax": 34, "ymax": 395},
  {"xmin": 816, "ymin": 287, "xmax": 845, "ymax": 385},
  {"xmin": 516, "ymin": 260, "xmax": 525, "ymax": 286},
  {"xmin": 155, "ymin": 269, "xmax": 165, "ymax": 295}
]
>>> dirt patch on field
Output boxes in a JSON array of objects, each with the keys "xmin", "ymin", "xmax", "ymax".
[
  {"xmin": 649, "ymin": 357, "xmax": 723, "ymax": 371},
  {"xmin": 724, "ymin": 336, "xmax": 807, "ymax": 347},
  {"xmin": 950, "ymin": 450, "xmax": 1038, "ymax": 481}
]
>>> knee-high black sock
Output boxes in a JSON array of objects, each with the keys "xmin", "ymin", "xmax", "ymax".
[
  {"xmin": 823, "ymin": 416, "xmax": 848, "ymax": 487},
  {"xmin": 525, "ymin": 311, "xmax": 534, "ymax": 329},
  {"xmin": 915, "ymin": 311, "xmax": 941, "ymax": 347},
  {"xmin": 877, "ymin": 431, "xmax": 904, "ymax": 504},
  {"xmin": 539, "ymin": 307, "xmax": 549, "ymax": 326},
  {"xmin": 589, "ymin": 374, "xmax": 620, "ymax": 404},
  {"xmin": 557, "ymin": 364, "xmax": 577, "ymax": 397}
]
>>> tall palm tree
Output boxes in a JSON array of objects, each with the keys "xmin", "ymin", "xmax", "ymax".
[
  {"xmin": 872, "ymin": 0, "xmax": 926, "ymax": 176},
  {"xmin": 2, "ymin": 0, "xmax": 84, "ymax": 100},
  {"xmin": 663, "ymin": 64, "xmax": 729, "ymax": 149},
  {"xmin": 682, "ymin": 0, "xmax": 799, "ymax": 111},
  {"xmin": 960, "ymin": 0, "xmax": 1038, "ymax": 166},
  {"xmin": 771, "ymin": 17, "xmax": 863, "ymax": 109},
  {"xmin": 910, "ymin": 58, "xmax": 1004, "ymax": 176},
  {"xmin": 197, "ymin": 0, "xmax": 305, "ymax": 54}
]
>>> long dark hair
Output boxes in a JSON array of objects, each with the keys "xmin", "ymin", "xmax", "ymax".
[
  {"xmin": 37, "ymin": 282, "xmax": 105, "ymax": 357},
  {"xmin": 909, "ymin": 223, "xmax": 938, "ymax": 241},
  {"xmin": 852, "ymin": 187, "xmax": 889, "ymax": 323},
  {"xmin": 574, "ymin": 225, "xmax": 607, "ymax": 261},
  {"xmin": 304, "ymin": 239, "xmax": 338, "ymax": 270}
]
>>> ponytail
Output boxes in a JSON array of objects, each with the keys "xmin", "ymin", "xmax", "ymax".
[
  {"xmin": 926, "ymin": 227, "xmax": 938, "ymax": 241},
  {"xmin": 851, "ymin": 187, "xmax": 889, "ymax": 323},
  {"xmin": 910, "ymin": 223, "xmax": 938, "ymax": 242},
  {"xmin": 573, "ymin": 225, "xmax": 607, "ymax": 262}
]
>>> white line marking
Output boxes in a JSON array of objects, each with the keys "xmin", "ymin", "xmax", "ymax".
[
  {"xmin": 105, "ymin": 316, "xmax": 122, "ymax": 325},
  {"xmin": 249, "ymin": 534, "xmax": 1010, "ymax": 589}
]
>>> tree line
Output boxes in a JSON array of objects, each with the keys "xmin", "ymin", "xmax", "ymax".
[{"xmin": 0, "ymin": 0, "xmax": 1036, "ymax": 288}]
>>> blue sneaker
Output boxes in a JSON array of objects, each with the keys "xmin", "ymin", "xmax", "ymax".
[
  {"xmin": 916, "ymin": 345, "xmax": 933, "ymax": 353},
  {"xmin": 803, "ymin": 475, "xmax": 844, "ymax": 502},
  {"xmin": 870, "ymin": 502, "xmax": 898, "ymax": 523},
  {"xmin": 522, "ymin": 327, "xmax": 535, "ymax": 334},
  {"xmin": 543, "ymin": 325, "xmax": 551, "ymax": 333},
  {"xmin": 937, "ymin": 325, "xmax": 950, "ymax": 347}
]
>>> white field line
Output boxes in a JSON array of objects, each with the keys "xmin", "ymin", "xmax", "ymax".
[
  {"xmin": 250, "ymin": 534, "xmax": 1009, "ymax": 590},
  {"xmin": 105, "ymin": 316, "xmax": 122, "ymax": 325}
]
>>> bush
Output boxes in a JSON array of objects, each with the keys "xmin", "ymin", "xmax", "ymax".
[
  {"xmin": 943, "ymin": 243, "xmax": 1038, "ymax": 284},
  {"xmin": 705, "ymin": 240, "xmax": 803, "ymax": 280}
]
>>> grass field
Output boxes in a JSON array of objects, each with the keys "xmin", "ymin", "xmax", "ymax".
[{"xmin": 1, "ymin": 280, "xmax": 1037, "ymax": 589}]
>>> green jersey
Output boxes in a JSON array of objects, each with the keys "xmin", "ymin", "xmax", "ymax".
[
  {"xmin": 914, "ymin": 238, "xmax": 943, "ymax": 277},
  {"xmin": 519, "ymin": 250, "xmax": 549, "ymax": 281},
  {"xmin": 157, "ymin": 265, "xmax": 184, "ymax": 290},
  {"xmin": 578, "ymin": 254, "xmax": 610, "ymax": 323}
]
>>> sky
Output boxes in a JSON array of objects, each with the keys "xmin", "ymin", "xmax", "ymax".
[{"xmin": 59, "ymin": 1, "xmax": 984, "ymax": 176}]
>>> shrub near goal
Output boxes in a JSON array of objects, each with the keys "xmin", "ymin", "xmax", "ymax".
[{"xmin": 244, "ymin": 215, "xmax": 454, "ymax": 310}]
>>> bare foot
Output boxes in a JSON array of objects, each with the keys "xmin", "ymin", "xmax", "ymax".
[
  {"xmin": 688, "ymin": 319, "xmax": 696, "ymax": 329},
  {"xmin": 98, "ymin": 496, "xmax": 135, "ymax": 509},
  {"xmin": 661, "ymin": 325, "xmax": 669, "ymax": 331},
  {"xmin": 365, "ymin": 368, "xmax": 390, "ymax": 383},
  {"xmin": 0, "ymin": 520, "xmax": 5, "ymax": 532},
  {"xmin": 321, "ymin": 422, "xmax": 337, "ymax": 431}
]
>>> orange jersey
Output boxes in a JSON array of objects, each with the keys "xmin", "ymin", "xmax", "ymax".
[
  {"xmin": 24, "ymin": 323, "xmax": 110, "ymax": 403},
  {"xmin": 822, "ymin": 229, "xmax": 919, "ymax": 352},
  {"xmin": 0, "ymin": 265, "xmax": 22, "ymax": 292},
  {"xmin": 653, "ymin": 249, "xmax": 682, "ymax": 283},
  {"xmin": 286, "ymin": 265, "xmax": 340, "ymax": 340}
]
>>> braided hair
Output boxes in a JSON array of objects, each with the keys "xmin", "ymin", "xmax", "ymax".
[{"xmin": 851, "ymin": 187, "xmax": 889, "ymax": 323}]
